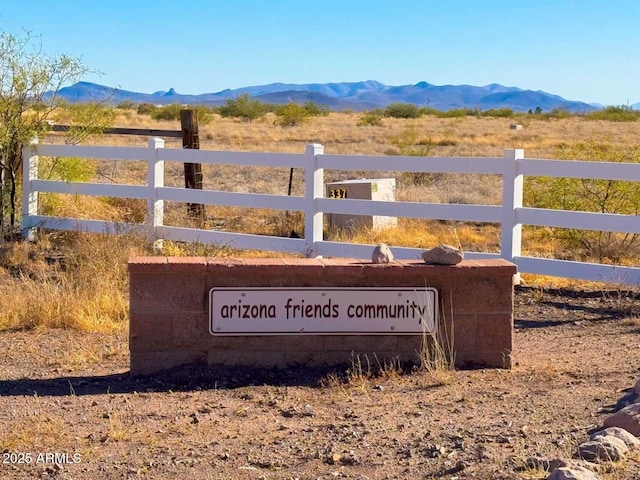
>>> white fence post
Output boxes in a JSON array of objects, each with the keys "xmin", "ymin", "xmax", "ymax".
[
  {"xmin": 21, "ymin": 139, "xmax": 39, "ymax": 241},
  {"xmin": 304, "ymin": 143, "xmax": 324, "ymax": 257},
  {"xmin": 147, "ymin": 138, "xmax": 165, "ymax": 248},
  {"xmin": 14, "ymin": 139, "xmax": 640, "ymax": 285},
  {"xmin": 501, "ymin": 148, "xmax": 524, "ymax": 277}
]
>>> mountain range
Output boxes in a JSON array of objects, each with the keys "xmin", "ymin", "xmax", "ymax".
[{"xmin": 55, "ymin": 80, "xmax": 622, "ymax": 113}]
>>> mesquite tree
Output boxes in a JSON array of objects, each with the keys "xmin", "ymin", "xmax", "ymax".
[
  {"xmin": 0, "ymin": 30, "xmax": 92, "ymax": 237},
  {"xmin": 525, "ymin": 138, "xmax": 640, "ymax": 262}
]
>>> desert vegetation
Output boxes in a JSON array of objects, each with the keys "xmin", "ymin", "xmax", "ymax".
[
  {"xmin": 2, "ymin": 28, "xmax": 640, "ymax": 480},
  {"xmin": 0, "ymin": 105, "xmax": 639, "ymax": 335}
]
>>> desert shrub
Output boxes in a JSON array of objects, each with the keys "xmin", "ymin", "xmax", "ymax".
[
  {"xmin": 219, "ymin": 93, "xmax": 268, "ymax": 122},
  {"xmin": 584, "ymin": 106, "xmax": 640, "ymax": 122},
  {"xmin": 390, "ymin": 126, "xmax": 442, "ymax": 186},
  {"xmin": 39, "ymin": 156, "xmax": 96, "ymax": 182},
  {"xmin": 390, "ymin": 125, "xmax": 433, "ymax": 155},
  {"xmin": 39, "ymin": 102, "xmax": 116, "ymax": 181},
  {"xmin": 384, "ymin": 103, "xmax": 423, "ymax": 119},
  {"xmin": 50, "ymin": 102, "xmax": 116, "ymax": 145},
  {"xmin": 525, "ymin": 138, "xmax": 640, "ymax": 262},
  {"xmin": 357, "ymin": 110, "xmax": 384, "ymax": 127},
  {"xmin": 116, "ymin": 100, "xmax": 137, "ymax": 110},
  {"xmin": 303, "ymin": 101, "xmax": 330, "ymax": 116},
  {"xmin": 150, "ymin": 104, "xmax": 182, "ymax": 121},
  {"xmin": 274, "ymin": 102, "xmax": 311, "ymax": 126},
  {"xmin": 415, "ymin": 107, "xmax": 440, "ymax": 117},
  {"xmin": 148, "ymin": 104, "xmax": 212, "ymax": 125},
  {"xmin": 136, "ymin": 103, "xmax": 156, "ymax": 115},
  {"xmin": 192, "ymin": 105, "xmax": 213, "ymax": 125},
  {"xmin": 542, "ymin": 107, "xmax": 572, "ymax": 119},
  {"xmin": 0, "ymin": 231, "xmax": 149, "ymax": 332},
  {"xmin": 481, "ymin": 108, "xmax": 514, "ymax": 118}
]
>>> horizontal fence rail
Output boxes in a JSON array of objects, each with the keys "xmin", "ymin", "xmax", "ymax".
[{"xmin": 22, "ymin": 140, "xmax": 640, "ymax": 285}]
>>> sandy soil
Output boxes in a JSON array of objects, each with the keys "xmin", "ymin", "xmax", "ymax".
[{"xmin": 1, "ymin": 285, "xmax": 639, "ymax": 480}]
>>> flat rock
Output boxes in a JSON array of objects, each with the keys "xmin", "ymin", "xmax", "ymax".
[
  {"xmin": 421, "ymin": 244, "xmax": 463, "ymax": 265},
  {"xmin": 547, "ymin": 465, "xmax": 602, "ymax": 480},
  {"xmin": 590, "ymin": 427, "xmax": 640, "ymax": 448},
  {"xmin": 603, "ymin": 402, "xmax": 640, "ymax": 437},
  {"xmin": 578, "ymin": 436, "xmax": 627, "ymax": 462}
]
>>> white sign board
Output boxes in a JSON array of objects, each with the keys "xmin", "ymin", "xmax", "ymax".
[{"xmin": 209, "ymin": 287, "xmax": 437, "ymax": 335}]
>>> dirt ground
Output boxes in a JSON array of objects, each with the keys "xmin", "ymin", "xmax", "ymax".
[{"xmin": 1, "ymin": 285, "xmax": 639, "ymax": 480}]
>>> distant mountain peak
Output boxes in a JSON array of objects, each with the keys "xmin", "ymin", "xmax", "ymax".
[{"xmin": 51, "ymin": 80, "xmax": 603, "ymax": 113}]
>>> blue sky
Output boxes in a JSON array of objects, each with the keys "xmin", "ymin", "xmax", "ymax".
[{"xmin": 1, "ymin": 0, "xmax": 638, "ymax": 105}]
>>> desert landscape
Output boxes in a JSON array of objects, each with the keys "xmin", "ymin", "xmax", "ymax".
[
  {"xmin": 1, "ymin": 283, "xmax": 639, "ymax": 479},
  {"xmin": 1, "ymin": 110, "xmax": 640, "ymax": 479}
]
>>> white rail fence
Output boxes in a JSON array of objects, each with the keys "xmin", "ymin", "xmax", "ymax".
[{"xmin": 22, "ymin": 139, "xmax": 640, "ymax": 285}]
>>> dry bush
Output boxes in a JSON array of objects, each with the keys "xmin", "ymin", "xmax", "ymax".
[
  {"xmin": 0, "ymin": 231, "xmax": 149, "ymax": 333},
  {"xmin": 0, "ymin": 225, "xmax": 289, "ymax": 333},
  {"xmin": 12, "ymin": 110, "xmax": 640, "ymax": 334},
  {"xmin": 38, "ymin": 192, "xmax": 128, "ymax": 221},
  {"xmin": 48, "ymin": 110, "xmax": 640, "ymax": 159}
]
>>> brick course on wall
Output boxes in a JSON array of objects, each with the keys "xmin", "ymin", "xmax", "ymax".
[{"xmin": 128, "ymin": 257, "xmax": 517, "ymax": 376}]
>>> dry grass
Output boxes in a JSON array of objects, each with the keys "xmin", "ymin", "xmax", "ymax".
[
  {"xmin": 319, "ymin": 353, "xmax": 404, "ymax": 400},
  {"xmin": 1, "ymin": 111, "xmax": 639, "ymax": 480},
  {"xmin": 46, "ymin": 110, "xmax": 640, "ymax": 175},
  {"xmin": 419, "ymin": 297, "xmax": 457, "ymax": 385},
  {"xmin": 331, "ymin": 219, "xmax": 501, "ymax": 255},
  {"xmin": 0, "ymin": 231, "xmax": 143, "ymax": 333},
  {"xmin": 1, "ymin": 283, "xmax": 639, "ymax": 478},
  {"xmin": 3, "ymin": 110, "xmax": 638, "ymax": 334},
  {"xmin": 0, "ymin": 415, "xmax": 68, "ymax": 452}
]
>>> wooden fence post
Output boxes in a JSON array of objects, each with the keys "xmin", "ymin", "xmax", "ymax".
[{"xmin": 180, "ymin": 109, "xmax": 204, "ymax": 225}]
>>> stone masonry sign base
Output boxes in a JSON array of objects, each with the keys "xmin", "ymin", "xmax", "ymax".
[{"xmin": 128, "ymin": 257, "xmax": 517, "ymax": 376}]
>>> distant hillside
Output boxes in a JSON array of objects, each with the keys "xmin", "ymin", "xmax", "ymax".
[
  {"xmin": 52, "ymin": 80, "xmax": 601, "ymax": 113},
  {"xmin": 252, "ymin": 90, "xmax": 379, "ymax": 111}
]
